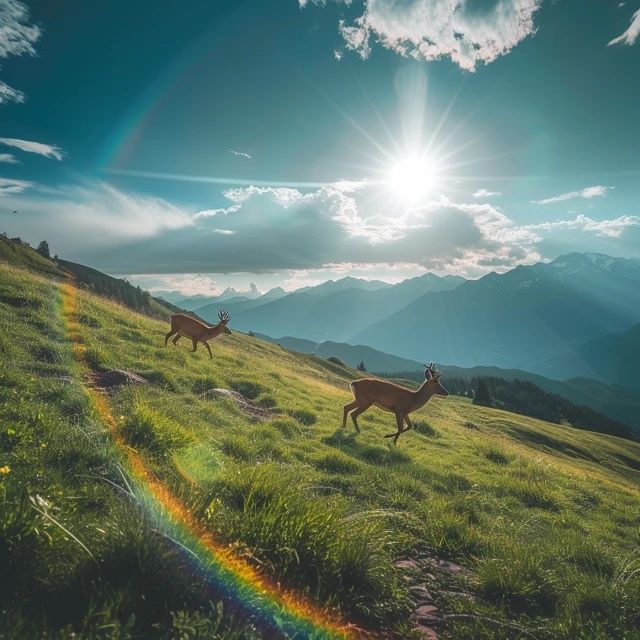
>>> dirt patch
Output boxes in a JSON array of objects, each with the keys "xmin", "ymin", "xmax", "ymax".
[
  {"xmin": 394, "ymin": 554, "xmax": 475, "ymax": 639},
  {"xmin": 200, "ymin": 388, "xmax": 277, "ymax": 421},
  {"xmin": 90, "ymin": 369, "xmax": 149, "ymax": 389}
]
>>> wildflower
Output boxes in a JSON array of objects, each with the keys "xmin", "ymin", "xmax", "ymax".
[{"xmin": 0, "ymin": 465, "xmax": 10, "ymax": 475}]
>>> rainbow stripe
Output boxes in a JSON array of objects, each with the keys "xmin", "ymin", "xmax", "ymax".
[{"xmin": 61, "ymin": 280, "xmax": 360, "ymax": 639}]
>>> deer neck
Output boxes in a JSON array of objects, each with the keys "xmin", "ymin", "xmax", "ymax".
[
  {"xmin": 208, "ymin": 323, "xmax": 223, "ymax": 338},
  {"xmin": 412, "ymin": 380, "xmax": 435, "ymax": 409}
]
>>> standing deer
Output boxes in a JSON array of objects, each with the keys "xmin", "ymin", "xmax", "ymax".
[
  {"xmin": 164, "ymin": 310, "xmax": 231, "ymax": 359},
  {"xmin": 343, "ymin": 362, "xmax": 448, "ymax": 444}
]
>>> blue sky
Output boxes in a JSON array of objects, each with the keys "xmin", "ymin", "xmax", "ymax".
[{"xmin": 1, "ymin": 0, "xmax": 639, "ymax": 295}]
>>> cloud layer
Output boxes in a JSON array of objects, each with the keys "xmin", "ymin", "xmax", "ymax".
[
  {"xmin": 304, "ymin": 0, "xmax": 542, "ymax": 71},
  {"xmin": 0, "ymin": 138, "xmax": 65, "ymax": 161},
  {"xmin": 6, "ymin": 179, "xmax": 636, "ymax": 276},
  {"xmin": 0, "ymin": 0, "xmax": 41, "ymax": 104}
]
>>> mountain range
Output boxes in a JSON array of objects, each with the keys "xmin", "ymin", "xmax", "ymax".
[
  {"xmin": 197, "ymin": 273, "xmax": 465, "ymax": 343},
  {"xmin": 169, "ymin": 253, "xmax": 639, "ymax": 394},
  {"xmin": 354, "ymin": 253, "xmax": 640, "ymax": 377}
]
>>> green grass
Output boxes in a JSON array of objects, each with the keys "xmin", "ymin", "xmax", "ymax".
[{"xmin": 2, "ymin": 259, "xmax": 640, "ymax": 639}]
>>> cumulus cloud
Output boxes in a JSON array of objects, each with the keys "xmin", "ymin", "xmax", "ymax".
[
  {"xmin": 303, "ymin": 0, "xmax": 542, "ymax": 71},
  {"xmin": 0, "ymin": 176, "xmax": 31, "ymax": 194},
  {"xmin": 5, "ymin": 177, "xmax": 637, "ymax": 277},
  {"xmin": 473, "ymin": 188, "xmax": 501, "ymax": 198},
  {"xmin": 608, "ymin": 8, "xmax": 640, "ymax": 46},
  {"xmin": 0, "ymin": 0, "xmax": 41, "ymax": 104},
  {"xmin": 0, "ymin": 152, "xmax": 17, "ymax": 163},
  {"xmin": 532, "ymin": 185, "xmax": 610, "ymax": 205},
  {"xmin": 0, "ymin": 137, "xmax": 65, "ymax": 161}
]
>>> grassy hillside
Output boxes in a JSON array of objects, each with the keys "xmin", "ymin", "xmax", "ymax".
[
  {"xmin": 0, "ymin": 235, "xmax": 183, "ymax": 320},
  {"xmin": 0, "ymin": 234, "xmax": 65, "ymax": 277},
  {"xmin": 2, "ymin": 261, "xmax": 640, "ymax": 639}
]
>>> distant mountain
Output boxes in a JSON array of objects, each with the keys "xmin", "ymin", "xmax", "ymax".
[
  {"xmin": 354, "ymin": 253, "xmax": 640, "ymax": 375},
  {"xmin": 222, "ymin": 273, "xmax": 465, "ymax": 342},
  {"xmin": 197, "ymin": 286, "xmax": 289, "ymax": 320},
  {"xmin": 173, "ymin": 294, "xmax": 225, "ymax": 311},
  {"xmin": 302, "ymin": 277, "xmax": 391, "ymax": 296},
  {"xmin": 257, "ymin": 334, "xmax": 423, "ymax": 372},
  {"xmin": 173, "ymin": 283, "xmax": 261, "ymax": 311},
  {"xmin": 576, "ymin": 323, "xmax": 640, "ymax": 392}
]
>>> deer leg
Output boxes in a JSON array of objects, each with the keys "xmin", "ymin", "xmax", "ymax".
[
  {"xmin": 342, "ymin": 400, "xmax": 358, "ymax": 428},
  {"xmin": 350, "ymin": 401, "xmax": 373, "ymax": 433},
  {"xmin": 202, "ymin": 340, "xmax": 213, "ymax": 359},
  {"xmin": 384, "ymin": 412, "xmax": 405, "ymax": 445},
  {"xmin": 404, "ymin": 415, "xmax": 413, "ymax": 432},
  {"xmin": 164, "ymin": 330, "xmax": 176, "ymax": 346},
  {"xmin": 172, "ymin": 334, "xmax": 182, "ymax": 345},
  {"xmin": 191, "ymin": 338, "xmax": 198, "ymax": 353}
]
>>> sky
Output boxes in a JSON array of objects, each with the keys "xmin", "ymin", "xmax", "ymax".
[{"xmin": 1, "ymin": 0, "xmax": 639, "ymax": 296}]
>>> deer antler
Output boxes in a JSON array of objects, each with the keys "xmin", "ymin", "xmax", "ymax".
[
  {"xmin": 423, "ymin": 361, "xmax": 441, "ymax": 379},
  {"xmin": 218, "ymin": 309, "xmax": 230, "ymax": 324}
]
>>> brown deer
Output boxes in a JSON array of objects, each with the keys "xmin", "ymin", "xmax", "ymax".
[
  {"xmin": 164, "ymin": 310, "xmax": 231, "ymax": 359},
  {"xmin": 343, "ymin": 362, "xmax": 448, "ymax": 444}
]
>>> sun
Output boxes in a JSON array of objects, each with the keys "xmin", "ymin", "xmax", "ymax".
[{"xmin": 386, "ymin": 153, "xmax": 439, "ymax": 205}]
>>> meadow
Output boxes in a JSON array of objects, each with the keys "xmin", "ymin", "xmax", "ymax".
[{"xmin": 1, "ymin": 259, "xmax": 640, "ymax": 639}]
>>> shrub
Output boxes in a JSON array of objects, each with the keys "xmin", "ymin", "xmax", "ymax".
[
  {"xmin": 289, "ymin": 409, "xmax": 316, "ymax": 426},
  {"xmin": 479, "ymin": 444, "xmax": 513, "ymax": 465},
  {"xmin": 229, "ymin": 379, "xmax": 264, "ymax": 400},
  {"xmin": 256, "ymin": 393, "xmax": 277, "ymax": 409},
  {"xmin": 314, "ymin": 451, "xmax": 360, "ymax": 474},
  {"xmin": 413, "ymin": 419, "xmax": 439, "ymax": 437},
  {"xmin": 121, "ymin": 403, "xmax": 190, "ymax": 456}
]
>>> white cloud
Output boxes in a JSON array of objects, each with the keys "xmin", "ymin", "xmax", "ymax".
[
  {"xmin": 3, "ymin": 181, "xmax": 194, "ymax": 248},
  {"xmin": 303, "ymin": 0, "xmax": 542, "ymax": 71},
  {"xmin": 608, "ymin": 8, "xmax": 640, "ymax": 46},
  {"xmin": 524, "ymin": 214, "xmax": 640, "ymax": 238},
  {"xmin": 0, "ymin": 176, "xmax": 31, "ymax": 194},
  {"xmin": 5, "ymin": 176, "xmax": 636, "ymax": 278},
  {"xmin": 532, "ymin": 185, "xmax": 611, "ymax": 205},
  {"xmin": 0, "ymin": 137, "xmax": 65, "ymax": 161},
  {"xmin": 0, "ymin": 152, "xmax": 18, "ymax": 163},
  {"xmin": 228, "ymin": 149, "xmax": 252, "ymax": 160},
  {"xmin": 0, "ymin": 0, "xmax": 41, "ymax": 104},
  {"xmin": 193, "ymin": 204, "xmax": 241, "ymax": 220},
  {"xmin": 0, "ymin": 80, "xmax": 23, "ymax": 104},
  {"xmin": 473, "ymin": 188, "xmax": 501, "ymax": 198}
]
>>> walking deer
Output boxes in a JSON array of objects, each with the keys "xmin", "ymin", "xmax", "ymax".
[
  {"xmin": 164, "ymin": 310, "xmax": 231, "ymax": 359},
  {"xmin": 343, "ymin": 362, "xmax": 448, "ymax": 444}
]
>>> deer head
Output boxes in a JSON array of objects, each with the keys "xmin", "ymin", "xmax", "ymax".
[
  {"xmin": 218, "ymin": 309, "xmax": 232, "ymax": 335},
  {"xmin": 423, "ymin": 362, "xmax": 448, "ymax": 396}
]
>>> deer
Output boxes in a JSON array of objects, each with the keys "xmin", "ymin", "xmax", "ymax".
[
  {"xmin": 164, "ymin": 309, "xmax": 231, "ymax": 359},
  {"xmin": 343, "ymin": 362, "xmax": 448, "ymax": 445}
]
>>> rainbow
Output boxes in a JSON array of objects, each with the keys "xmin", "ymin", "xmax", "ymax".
[{"xmin": 61, "ymin": 280, "xmax": 360, "ymax": 639}]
